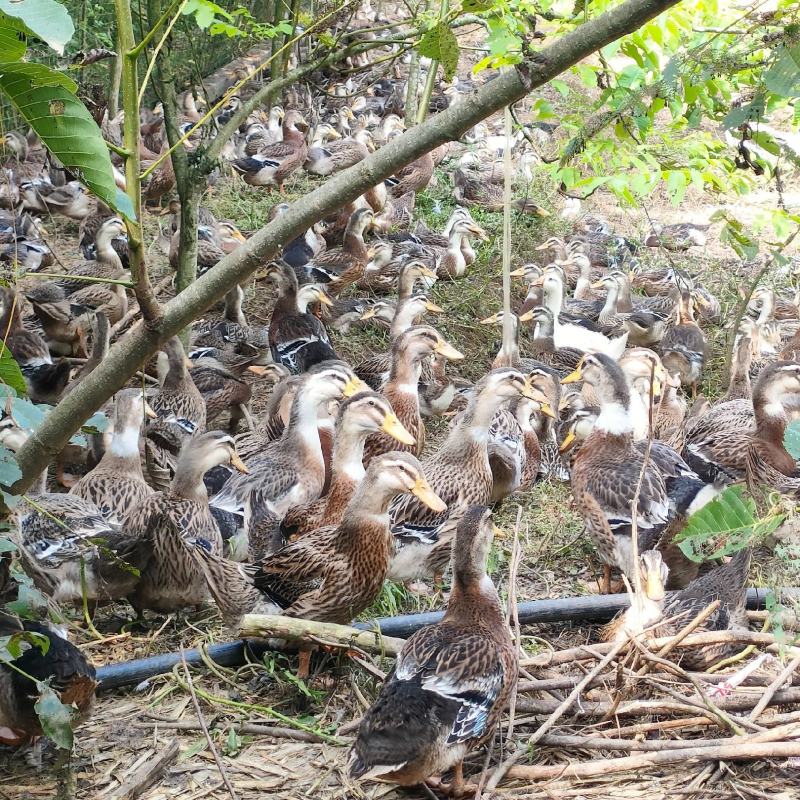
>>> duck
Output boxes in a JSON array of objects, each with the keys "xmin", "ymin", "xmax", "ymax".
[
  {"xmin": 280, "ymin": 391, "xmax": 415, "ymax": 538},
  {"xmin": 0, "ymin": 612, "xmax": 96, "ymax": 746},
  {"xmin": 660, "ymin": 290, "xmax": 708, "ymax": 394},
  {"xmin": 520, "ymin": 307, "xmax": 584, "ymax": 377},
  {"xmin": 144, "ymin": 336, "xmax": 207, "ymax": 491},
  {"xmin": 232, "ymin": 110, "xmax": 309, "ymax": 190},
  {"xmin": 723, "ymin": 323, "xmax": 755, "ymax": 401},
  {"xmin": 25, "ymin": 283, "xmax": 90, "ymax": 358},
  {"xmin": 188, "ymin": 347, "xmax": 258, "ymax": 431},
  {"xmin": 127, "ymin": 432, "xmax": 249, "ymax": 615},
  {"xmin": 373, "ymin": 191, "xmax": 416, "ymax": 233},
  {"xmin": 69, "ymin": 389, "xmax": 155, "ymax": 524},
  {"xmin": 604, "ymin": 548, "xmax": 751, "ymax": 670},
  {"xmin": 488, "ymin": 393, "xmax": 549, "ymax": 503},
  {"xmin": 355, "ymin": 294, "xmax": 446, "ymax": 389},
  {"xmin": 0, "ymin": 286, "xmax": 71, "ymax": 404},
  {"xmin": 683, "ymin": 361, "xmax": 800, "ymax": 491},
  {"xmin": 349, "ymin": 506, "xmax": 517, "ymax": 797},
  {"xmin": 267, "ymin": 261, "xmax": 337, "ymax": 373},
  {"xmin": 210, "ymin": 362, "xmax": 365, "ymax": 559},
  {"xmin": 358, "ymin": 252, "xmax": 437, "ymax": 295},
  {"xmin": 0, "ymin": 131, "xmax": 46, "ymax": 182},
  {"xmin": 363, "ymin": 326, "xmax": 463, "ymax": 465},
  {"xmin": 435, "ymin": 218, "xmax": 488, "ymax": 279},
  {"xmin": 270, "ymin": 201, "xmax": 326, "ymax": 268},
  {"xmin": 55, "ymin": 217, "xmax": 129, "ymax": 294},
  {"xmin": 386, "ymin": 151, "xmax": 434, "ymax": 197},
  {"xmin": 539, "ymin": 272, "xmax": 629, "ymax": 357},
  {"xmin": 388, "ymin": 369, "xmax": 541, "ymax": 584},
  {"xmin": 645, "ymin": 222, "xmax": 710, "ymax": 250},
  {"xmin": 453, "ymin": 165, "xmax": 549, "ymax": 216},
  {"xmin": 298, "ymin": 208, "xmax": 374, "ymax": 292},
  {"xmin": 193, "ymin": 453, "xmax": 445, "ymax": 653},
  {"xmin": 560, "ymin": 353, "xmax": 718, "ymax": 592},
  {"xmin": 304, "ymin": 130, "xmax": 371, "ymax": 176}
]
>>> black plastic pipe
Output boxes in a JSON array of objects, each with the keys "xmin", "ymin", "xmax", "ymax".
[{"xmin": 95, "ymin": 587, "xmax": 793, "ymax": 691}]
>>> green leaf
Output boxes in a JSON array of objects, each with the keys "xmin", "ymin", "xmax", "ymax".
[
  {"xmin": 0, "ymin": 12, "xmax": 28, "ymax": 61},
  {"xmin": 6, "ymin": 582, "xmax": 48, "ymax": 617},
  {"xmin": 666, "ymin": 170, "xmax": 688, "ymax": 205},
  {"xmin": 0, "ymin": 630, "xmax": 49, "ymax": 660},
  {"xmin": 418, "ymin": 22, "xmax": 459, "ymax": 81},
  {"xmin": 0, "ymin": 61, "xmax": 135, "ymax": 220},
  {"xmin": 0, "ymin": 0, "xmax": 74, "ymax": 55},
  {"xmin": 0, "ymin": 445, "xmax": 21, "ymax": 488},
  {"xmin": 764, "ymin": 45, "xmax": 800, "ymax": 98},
  {"xmin": 722, "ymin": 95, "xmax": 765, "ymax": 130},
  {"xmin": 34, "ymin": 684, "xmax": 74, "ymax": 749},
  {"xmin": 784, "ymin": 420, "xmax": 800, "ymax": 460},
  {"xmin": 0, "ymin": 346, "xmax": 27, "ymax": 396},
  {"xmin": 9, "ymin": 396, "xmax": 46, "ymax": 432},
  {"xmin": 675, "ymin": 486, "xmax": 756, "ymax": 562},
  {"xmin": 462, "ymin": 0, "xmax": 492, "ymax": 10}
]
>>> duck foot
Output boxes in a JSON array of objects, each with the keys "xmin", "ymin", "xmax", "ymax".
[
  {"xmin": 426, "ymin": 764, "xmax": 476, "ymax": 798},
  {"xmin": 405, "ymin": 581, "xmax": 434, "ymax": 596}
]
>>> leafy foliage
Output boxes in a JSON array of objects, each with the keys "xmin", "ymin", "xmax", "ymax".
[
  {"xmin": 676, "ymin": 486, "xmax": 784, "ymax": 562},
  {"xmin": 34, "ymin": 684, "xmax": 75, "ymax": 749},
  {"xmin": 784, "ymin": 420, "xmax": 800, "ymax": 460},
  {"xmin": 0, "ymin": 0, "xmax": 75, "ymax": 54},
  {"xmin": 0, "ymin": 346, "xmax": 27, "ymax": 397},
  {"xmin": 418, "ymin": 22, "xmax": 459, "ymax": 81}
]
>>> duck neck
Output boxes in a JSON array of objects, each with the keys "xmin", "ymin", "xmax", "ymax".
[
  {"xmin": 493, "ymin": 318, "xmax": 519, "ymax": 368},
  {"xmin": 753, "ymin": 382, "xmax": 789, "ymax": 443},
  {"xmin": 461, "ymin": 388, "xmax": 507, "ymax": 441},
  {"xmin": 284, "ymin": 388, "xmax": 325, "ymax": 466},
  {"xmin": 756, "ymin": 294, "xmax": 774, "ymax": 325},
  {"xmin": 447, "ymin": 231, "xmax": 468, "ymax": 275},
  {"xmin": 103, "ymin": 420, "xmax": 145, "ymax": 475},
  {"xmin": 343, "ymin": 223, "xmax": 368, "ymax": 260},
  {"xmin": 170, "ymin": 461, "xmax": 209, "ymax": 503},
  {"xmin": 447, "ymin": 568, "xmax": 504, "ymax": 628},
  {"xmin": 389, "ymin": 299, "xmax": 419, "ymax": 339},
  {"xmin": 95, "ymin": 230, "xmax": 123, "ymax": 269},
  {"xmin": 544, "ymin": 280, "xmax": 564, "ymax": 318},
  {"xmin": 330, "ymin": 423, "xmax": 368, "ymax": 486},
  {"xmin": 615, "ymin": 275, "xmax": 634, "ymax": 313},
  {"xmin": 600, "ymin": 281, "xmax": 620, "ymax": 319}
]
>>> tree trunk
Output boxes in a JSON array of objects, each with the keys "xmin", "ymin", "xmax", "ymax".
[{"xmin": 10, "ymin": 0, "xmax": 684, "ymax": 495}]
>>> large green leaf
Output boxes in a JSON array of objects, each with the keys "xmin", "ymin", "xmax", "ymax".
[
  {"xmin": 676, "ymin": 485, "xmax": 756, "ymax": 562},
  {"xmin": 785, "ymin": 420, "xmax": 800, "ymax": 460},
  {"xmin": 0, "ymin": 61, "xmax": 135, "ymax": 220},
  {"xmin": 764, "ymin": 45, "xmax": 800, "ymax": 98},
  {"xmin": 34, "ymin": 684, "xmax": 74, "ymax": 749},
  {"xmin": 0, "ymin": 12, "xmax": 28, "ymax": 61},
  {"xmin": 0, "ymin": 0, "xmax": 73, "ymax": 54},
  {"xmin": 0, "ymin": 445, "xmax": 21, "ymax": 488},
  {"xmin": 0, "ymin": 346, "xmax": 27, "ymax": 396},
  {"xmin": 418, "ymin": 22, "xmax": 459, "ymax": 82}
]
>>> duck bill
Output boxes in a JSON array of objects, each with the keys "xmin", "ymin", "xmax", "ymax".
[
  {"xmin": 144, "ymin": 402, "xmax": 157, "ymax": 419},
  {"xmin": 231, "ymin": 228, "xmax": 247, "ymax": 243},
  {"xmin": 434, "ymin": 340, "xmax": 464, "ymax": 360},
  {"xmin": 517, "ymin": 308, "xmax": 535, "ymax": 323},
  {"xmin": 492, "ymin": 524, "xmax": 506, "ymax": 540},
  {"xmin": 590, "ymin": 279, "xmax": 606, "ymax": 289},
  {"xmin": 539, "ymin": 401, "xmax": 556, "ymax": 420},
  {"xmin": 560, "ymin": 366, "xmax": 583, "ymax": 385},
  {"xmin": 558, "ymin": 393, "xmax": 572, "ymax": 412},
  {"xmin": 425, "ymin": 301, "xmax": 444, "ymax": 313},
  {"xmin": 343, "ymin": 376, "xmax": 367, "ymax": 397},
  {"xmin": 360, "ymin": 307, "xmax": 377, "ymax": 321},
  {"xmin": 380, "ymin": 413, "xmax": 416, "ymax": 446},
  {"xmin": 230, "ymin": 452, "xmax": 249, "ymax": 473},
  {"xmin": 479, "ymin": 313, "xmax": 500, "ymax": 325},
  {"xmin": 534, "ymin": 242, "xmax": 551, "ymax": 251},
  {"xmin": 645, "ymin": 572, "xmax": 665, "ymax": 601},
  {"xmin": 420, "ymin": 265, "xmax": 438, "ymax": 279},
  {"xmin": 317, "ymin": 292, "xmax": 334, "ymax": 307},
  {"xmin": 468, "ymin": 223, "xmax": 488, "ymax": 241},
  {"xmin": 535, "ymin": 207, "xmax": 550, "ymax": 218},
  {"xmin": 411, "ymin": 478, "xmax": 447, "ymax": 512},
  {"xmin": 248, "ymin": 365, "xmax": 269, "ymax": 376},
  {"xmin": 509, "ymin": 267, "xmax": 527, "ymax": 278},
  {"xmin": 559, "ymin": 430, "xmax": 576, "ymax": 453}
]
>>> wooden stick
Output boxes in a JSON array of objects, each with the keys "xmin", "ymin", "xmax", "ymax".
[
  {"xmin": 180, "ymin": 652, "xmax": 239, "ymax": 800},
  {"xmin": 538, "ymin": 721, "xmax": 800, "ymax": 752},
  {"xmin": 521, "ymin": 630, "xmax": 795, "ymax": 668},
  {"xmin": 239, "ymin": 614, "xmax": 406, "ymax": 657},
  {"xmin": 749, "ymin": 654, "xmax": 800, "ymax": 721},
  {"xmin": 505, "ymin": 741, "xmax": 800, "ymax": 781},
  {"xmin": 108, "ymin": 737, "xmax": 180, "ymax": 800},
  {"xmin": 649, "ymin": 600, "xmax": 720, "ymax": 662},
  {"xmin": 485, "ymin": 637, "xmax": 632, "ymax": 792},
  {"xmin": 134, "ymin": 718, "xmax": 326, "ymax": 743},
  {"xmin": 515, "ymin": 687, "xmax": 800, "ymax": 718}
]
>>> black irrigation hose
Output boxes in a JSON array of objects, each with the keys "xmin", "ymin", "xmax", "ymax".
[{"xmin": 95, "ymin": 587, "xmax": 795, "ymax": 691}]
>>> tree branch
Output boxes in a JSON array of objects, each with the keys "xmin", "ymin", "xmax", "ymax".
[{"xmin": 10, "ymin": 0, "xmax": 683, "ymax": 494}]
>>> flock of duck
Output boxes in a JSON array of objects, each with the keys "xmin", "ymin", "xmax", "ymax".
[{"xmin": 0, "ymin": 57, "xmax": 799, "ymax": 793}]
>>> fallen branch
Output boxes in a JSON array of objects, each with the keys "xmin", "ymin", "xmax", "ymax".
[
  {"xmin": 538, "ymin": 720, "xmax": 800, "ymax": 752},
  {"xmin": 515, "ymin": 687, "xmax": 800, "ymax": 718},
  {"xmin": 238, "ymin": 614, "xmax": 405, "ymax": 657},
  {"xmin": 108, "ymin": 737, "xmax": 180, "ymax": 800},
  {"xmin": 505, "ymin": 741, "xmax": 800, "ymax": 781},
  {"xmin": 135, "ymin": 718, "xmax": 327, "ymax": 743},
  {"xmin": 750, "ymin": 654, "xmax": 800, "ymax": 721}
]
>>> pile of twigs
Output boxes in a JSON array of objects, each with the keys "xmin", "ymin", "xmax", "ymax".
[{"xmin": 486, "ymin": 603, "xmax": 800, "ymax": 793}]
